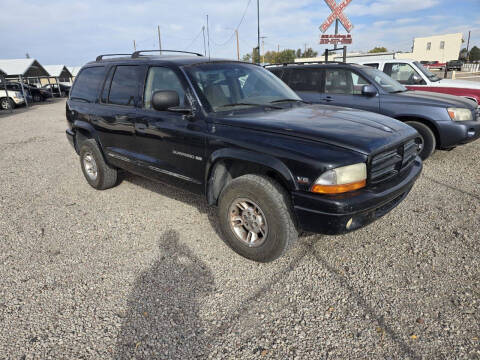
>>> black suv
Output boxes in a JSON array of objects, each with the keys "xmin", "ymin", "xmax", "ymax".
[
  {"xmin": 268, "ymin": 62, "xmax": 480, "ymax": 159},
  {"xmin": 66, "ymin": 50, "xmax": 422, "ymax": 262}
]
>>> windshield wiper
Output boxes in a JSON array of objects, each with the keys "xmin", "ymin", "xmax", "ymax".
[
  {"xmin": 270, "ymin": 98, "xmax": 311, "ymax": 104},
  {"xmin": 217, "ymin": 102, "xmax": 282, "ymax": 109}
]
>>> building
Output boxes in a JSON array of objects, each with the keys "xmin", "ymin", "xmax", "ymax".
[
  {"xmin": 42, "ymin": 65, "xmax": 73, "ymax": 85},
  {"xmin": 405, "ymin": 33, "xmax": 463, "ymax": 63},
  {"xmin": 0, "ymin": 58, "xmax": 50, "ymax": 84}
]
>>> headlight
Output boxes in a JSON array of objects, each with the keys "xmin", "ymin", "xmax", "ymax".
[
  {"xmin": 448, "ymin": 108, "xmax": 473, "ymax": 121},
  {"xmin": 311, "ymin": 163, "xmax": 367, "ymax": 194}
]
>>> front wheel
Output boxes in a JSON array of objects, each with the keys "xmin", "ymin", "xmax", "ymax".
[
  {"xmin": 218, "ymin": 174, "xmax": 298, "ymax": 262},
  {"xmin": 406, "ymin": 121, "xmax": 436, "ymax": 160},
  {"xmin": 0, "ymin": 98, "xmax": 14, "ymax": 110},
  {"xmin": 79, "ymin": 139, "xmax": 118, "ymax": 190}
]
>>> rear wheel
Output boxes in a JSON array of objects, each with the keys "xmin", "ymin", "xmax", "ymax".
[
  {"xmin": 406, "ymin": 121, "xmax": 436, "ymax": 160},
  {"xmin": 79, "ymin": 139, "xmax": 118, "ymax": 190},
  {"xmin": 218, "ymin": 174, "xmax": 298, "ymax": 262}
]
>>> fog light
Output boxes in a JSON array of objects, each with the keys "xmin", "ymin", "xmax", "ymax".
[{"xmin": 346, "ymin": 218, "xmax": 353, "ymax": 230}]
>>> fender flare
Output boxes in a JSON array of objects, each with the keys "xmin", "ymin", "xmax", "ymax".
[
  {"xmin": 72, "ymin": 120, "xmax": 104, "ymax": 154},
  {"xmin": 205, "ymin": 148, "xmax": 298, "ymax": 204}
]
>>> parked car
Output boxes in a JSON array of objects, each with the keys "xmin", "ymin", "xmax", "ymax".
[
  {"xmin": 6, "ymin": 82, "xmax": 51, "ymax": 102},
  {"xmin": 65, "ymin": 50, "xmax": 422, "ymax": 262},
  {"xmin": 0, "ymin": 87, "xmax": 25, "ymax": 110},
  {"xmin": 446, "ymin": 60, "xmax": 464, "ymax": 71},
  {"xmin": 424, "ymin": 61, "xmax": 445, "ymax": 71},
  {"xmin": 356, "ymin": 59, "xmax": 480, "ymax": 104},
  {"xmin": 267, "ymin": 62, "xmax": 480, "ymax": 159},
  {"xmin": 42, "ymin": 83, "xmax": 71, "ymax": 96}
]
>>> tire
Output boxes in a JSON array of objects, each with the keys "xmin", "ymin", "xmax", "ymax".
[
  {"xmin": 79, "ymin": 139, "xmax": 118, "ymax": 190},
  {"xmin": 217, "ymin": 174, "xmax": 298, "ymax": 262},
  {"xmin": 0, "ymin": 98, "xmax": 14, "ymax": 110},
  {"xmin": 406, "ymin": 121, "xmax": 436, "ymax": 160}
]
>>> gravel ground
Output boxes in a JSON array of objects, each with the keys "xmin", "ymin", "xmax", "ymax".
[{"xmin": 0, "ymin": 99, "xmax": 479, "ymax": 359}]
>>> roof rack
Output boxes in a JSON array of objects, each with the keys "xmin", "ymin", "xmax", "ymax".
[
  {"xmin": 131, "ymin": 50, "xmax": 204, "ymax": 58},
  {"xmin": 96, "ymin": 53, "xmax": 132, "ymax": 62},
  {"xmin": 264, "ymin": 61, "xmax": 345, "ymax": 67}
]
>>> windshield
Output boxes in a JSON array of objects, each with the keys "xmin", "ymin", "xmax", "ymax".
[
  {"xmin": 184, "ymin": 63, "xmax": 301, "ymax": 112},
  {"xmin": 363, "ymin": 67, "xmax": 407, "ymax": 93},
  {"xmin": 414, "ymin": 61, "xmax": 441, "ymax": 82}
]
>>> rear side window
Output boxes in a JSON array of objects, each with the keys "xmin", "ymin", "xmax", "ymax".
[
  {"xmin": 70, "ymin": 67, "xmax": 105, "ymax": 102},
  {"xmin": 286, "ymin": 69, "xmax": 322, "ymax": 92},
  {"xmin": 269, "ymin": 68, "xmax": 284, "ymax": 79},
  {"xmin": 108, "ymin": 66, "xmax": 141, "ymax": 106}
]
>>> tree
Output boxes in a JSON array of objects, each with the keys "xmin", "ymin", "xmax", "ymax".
[
  {"xmin": 469, "ymin": 46, "xmax": 480, "ymax": 62},
  {"xmin": 276, "ymin": 49, "xmax": 296, "ymax": 63},
  {"xmin": 296, "ymin": 49, "xmax": 302, "ymax": 58},
  {"xmin": 242, "ymin": 48, "xmax": 260, "ymax": 63},
  {"xmin": 459, "ymin": 48, "xmax": 468, "ymax": 60},
  {"xmin": 295, "ymin": 47, "xmax": 319, "ymax": 59},
  {"xmin": 368, "ymin": 46, "xmax": 388, "ymax": 53}
]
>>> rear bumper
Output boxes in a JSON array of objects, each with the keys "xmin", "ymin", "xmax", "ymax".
[
  {"xmin": 292, "ymin": 157, "xmax": 422, "ymax": 235},
  {"xmin": 438, "ymin": 120, "xmax": 480, "ymax": 148}
]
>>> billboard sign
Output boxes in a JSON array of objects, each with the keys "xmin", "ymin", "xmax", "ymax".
[
  {"xmin": 320, "ymin": 0, "xmax": 353, "ymax": 33},
  {"xmin": 320, "ymin": 34, "xmax": 352, "ymax": 45}
]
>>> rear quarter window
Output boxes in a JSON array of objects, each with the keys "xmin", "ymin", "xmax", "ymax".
[{"xmin": 70, "ymin": 66, "xmax": 106, "ymax": 102}]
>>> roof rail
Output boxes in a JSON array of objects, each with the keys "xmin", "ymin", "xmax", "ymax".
[
  {"xmin": 264, "ymin": 61, "xmax": 345, "ymax": 67},
  {"xmin": 131, "ymin": 50, "xmax": 204, "ymax": 58},
  {"xmin": 96, "ymin": 53, "xmax": 132, "ymax": 62}
]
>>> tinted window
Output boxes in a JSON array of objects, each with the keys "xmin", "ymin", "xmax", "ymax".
[
  {"xmin": 364, "ymin": 63, "xmax": 379, "ymax": 69},
  {"xmin": 144, "ymin": 67, "xmax": 186, "ymax": 109},
  {"xmin": 100, "ymin": 67, "xmax": 115, "ymax": 103},
  {"xmin": 108, "ymin": 66, "xmax": 141, "ymax": 106},
  {"xmin": 269, "ymin": 68, "xmax": 284, "ymax": 79},
  {"xmin": 70, "ymin": 66, "xmax": 105, "ymax": 102},
  {"xmin": 324, "ymin": 69, "xmax": 369, "ymax": 95},
  {"xmin": 287, "ymin": 69, "xmax": 322, "ymax": 92}
]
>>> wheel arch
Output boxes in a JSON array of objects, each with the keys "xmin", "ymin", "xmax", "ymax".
[
  {"xmin": 395, "ymin": 116, "xmax": 441, "ymax": 147},
  {"xmin": 72, "ymin": 121, "xmax": 103, "ymax": 154},
  {"xmin": 205, "ymin": 148, "xmax": 298, "ymax": 206}
]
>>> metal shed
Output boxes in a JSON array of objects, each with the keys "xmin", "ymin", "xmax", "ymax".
[
  {"xmin": 0, "ymin": 59, "xmax": 51, "ymax": 106},
  {"xmin": 43, "ymin": 65, "xmax": 73, "ymax": 84}
]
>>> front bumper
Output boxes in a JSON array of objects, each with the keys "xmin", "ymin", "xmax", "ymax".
[
  {"xmin": 13, "ymin": 97, "xmax": 25, "ymax": 105},
  {"xmin": 292, "ymin": 157, "xmax": 422, "ymax": 235},
  {"xmin": 438, "ymin": 120, "xmax": 480, "ymax": 148},
  {"xmin": 66, "ymin": 128, "xmax": 75, "ymax": 150}
]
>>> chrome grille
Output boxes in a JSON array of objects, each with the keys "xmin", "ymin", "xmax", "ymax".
[{"xmin": 370, "ymin": 139, "xmax": 417, "ymax": 184}]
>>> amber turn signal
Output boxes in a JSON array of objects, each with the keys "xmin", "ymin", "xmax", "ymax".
[{"xmin": 311, "ymin": 179, "xmax": 366, "ymax": 194}]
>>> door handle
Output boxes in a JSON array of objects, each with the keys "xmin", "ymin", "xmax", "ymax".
[
  {"xmin": 136, "ymin": 123, "xmax": 147, "ymax": 130},
  {"xmin": 323, "ymin": 96, "xmax": 333, "ymax": 102}
]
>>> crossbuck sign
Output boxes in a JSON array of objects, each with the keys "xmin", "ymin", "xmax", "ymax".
[{"xmin": 320, "ymin": 0, "xmax": 353, "ymax": 33}]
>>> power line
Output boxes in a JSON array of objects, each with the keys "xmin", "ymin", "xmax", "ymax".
[
  {"xmin": 213, "ymin": 0, "xmax": 252, "ymax": 46},
  {"xmin": 184, "ymin": 27, "xmax": 204, "ymax": 51}
]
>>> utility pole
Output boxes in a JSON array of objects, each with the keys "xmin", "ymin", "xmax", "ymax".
[
  {"xmin": 206, "ymin": 15, "xmax": 211, "ymax": 60},
  {"xmin": 235, "ymin": 30, "xmax": 240, "ymax": 61},
  {"xmin": 260, "ymin": 36, "xmax": 267, "ymax": 64},
  {"xmin": 466, "ymin": 30, "xmax": 471, "ymax": 61},
  {"xmin": 157, "ymin": 26, "xmax": 162, "ymax": 54},
  {"xmin": 133, "ymin": 40, "xmax": 136, "ymax": 51},
  {"xmin": 257, "ymin": 0, "xmax": 260, "ymax": 64},
  {"xmin": 202, "ymin": 26, "xmax": 207, "ymax": 56},
  {"xmin": 334, "ymin": 19, "xmax": 339, "ymax": 50}
]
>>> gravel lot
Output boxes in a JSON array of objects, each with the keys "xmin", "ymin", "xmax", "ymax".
[{"xmin": 0, "ymin": 99, "xmax": 479, "ymax": 359}]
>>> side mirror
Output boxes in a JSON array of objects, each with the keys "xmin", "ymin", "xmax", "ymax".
[
  {"xmin": 152, "ymin": 90, "xmax": 180, "ymax": 111},
  {"xmin": 412, "ymin": 75, "xmax": 423, "ymax": 84},
  {"xmin": 362, "ymin": 85, "xmax": 378, "ymax": 97}
]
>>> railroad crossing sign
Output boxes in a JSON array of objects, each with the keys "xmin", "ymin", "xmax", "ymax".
[{"xmin": 320, "ymin": 0, "xmax": 353, "ymax": 33}]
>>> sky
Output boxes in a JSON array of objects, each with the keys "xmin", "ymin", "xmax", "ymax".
[{"xmin": 0, "ymin": 0, "xmax": 479, "ymax": 67}]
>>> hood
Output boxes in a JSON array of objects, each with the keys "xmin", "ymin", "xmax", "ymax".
[
  {"xmin": 396, "ymin": 90, "xmax": 477, "ymax": 109},
  {"xmin": 213, "ymin": 104, "xmax": 417, "ymax": 155},
  {"xmin": 436, "ymin": 78, "xmax": 480, "ymax": 90}
]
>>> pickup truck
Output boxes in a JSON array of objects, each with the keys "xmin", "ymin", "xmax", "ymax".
[
  {"xmin": 356, "ymin": 59, "xmax": 480, "ymax": 104},
  {"xmin": 0, "ymin": 87, "xmax": 25, "ymax": 110},
  {"xmin": 66, "ymin": 50, "xmax": 422, "ymax": 262}
]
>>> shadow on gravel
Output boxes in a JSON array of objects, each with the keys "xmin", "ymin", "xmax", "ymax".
[
  {"xmin": 309, "ymin": 244, "xmax": 421, "ymax": 360},
  {"xmin": 115, "ymin": 229, "xmax": 214, "ymax": 359}
]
